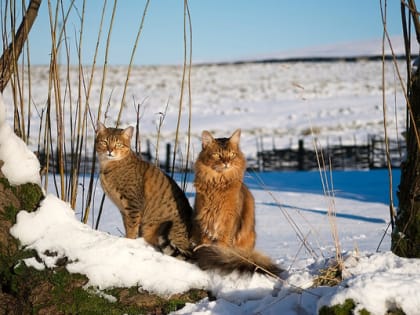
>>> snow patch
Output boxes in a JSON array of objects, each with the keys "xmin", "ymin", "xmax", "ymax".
[
  {"xmin": 0, "ymin": 94, "xmax": 40, "ymax": 186},
  {"xmin": 10, "ymin": 194, "xmax": 278, "ymax": 298}
]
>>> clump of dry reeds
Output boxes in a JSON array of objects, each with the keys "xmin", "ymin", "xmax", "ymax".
[{"xmin": 2, "ymin": 0, "xmax": 193, "ymax": 229}]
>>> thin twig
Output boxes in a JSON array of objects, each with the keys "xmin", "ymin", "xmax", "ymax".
[
  {"xmin": 182, "ymin": 0, "xmax": 193, "ymax": 190},
  {"xmin": 84, "ymin": 0, "xmax": 118, "ymax": 224},
  {"xmin": 116, "ymin": 0, "xmax": 150, "ymax": 127},
  {"xmin": 379, "ymin": 0, "xmax": 396, "ymax": 229},
  {"xmin": 249, "ymin": 169, "xmax": 320, "ymax": 260}
]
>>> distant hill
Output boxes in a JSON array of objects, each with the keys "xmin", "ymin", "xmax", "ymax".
[{"xmin": 202, "ymin": 36, "xmax": 418, "ymax": 65}]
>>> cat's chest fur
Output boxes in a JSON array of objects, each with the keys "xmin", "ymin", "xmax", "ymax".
[
  {"xmin": 195, "ymin": 179, "xmax": 241, "ymax": 207},
  {"xmin": 99, "ymin": 156, "xmax": 144, "ymax": 210},
  {"xmin": 195, "ymin": 178, "xmax": 242, "ymax": 230}
]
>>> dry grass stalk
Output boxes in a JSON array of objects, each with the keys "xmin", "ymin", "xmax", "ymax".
[
  {"xmin": 4, "ymin": 0, "xmax": 196, "ymax": 233},
  {"xmin": 81, "ymin": 0, "xmax": 108, "ymax": 221},
  {"xmin": 380, "ymin": 0, "xmax": 397, "ymax": 230},
  {"xmin": 312, "ymin": 135, "xmax": 343, "ymax": 266},
  {"xmin": 3, "ymin": 1, "xmax": 153, "ymax": 227},
  {"xmin": 181, "ymin": 0, "xmax": 193, "ymax": 190},
  {"xmin": 154, "ymin": 101, "xmax": 169, "ymax": 167},
  {"xmin": 83, "ymin": 0, "xmax": 118, "ymax": 224},
  {"xmin": 249, "ymin": 169, "xmax": 321, "ymax": 261},
  {"xmin": 171, "ymin": 0, "xmax": 193, "ymax": 179},
  {"xmin": 116, "ymin": 0, "xmax": 150, "ymax": 127},
  {"xmin": 134, "ymin": 99, "xmax": 146, "ymax": 155}
]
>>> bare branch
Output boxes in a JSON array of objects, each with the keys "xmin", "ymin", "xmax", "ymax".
[{"xmin": 0, "ymin": 0, "xmax": 42, "ymax": 92}]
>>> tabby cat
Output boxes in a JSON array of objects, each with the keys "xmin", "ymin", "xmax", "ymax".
[
  {"xmin": 193, "ymin": 129, "xmax": 282, "ymax": 275},
  {"xmin": 96, "ymin": 122, "xmax": 194, "ymax": 258}
]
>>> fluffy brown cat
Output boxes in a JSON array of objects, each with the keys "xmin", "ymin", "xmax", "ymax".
[
  {"xmin": 96, "ymin": 122, "xmax": 194, "ymax": 259},
  {"xmin": 193, "ymin": 129, "xmax": 282, "ymax": 275}
]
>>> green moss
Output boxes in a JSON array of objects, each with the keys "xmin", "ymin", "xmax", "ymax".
[
  {"xmin": 164, "ymin": 299, "xmax": 187, "ymax": 313},
  {"xmin": 318, "ymin": 299, "xmax": 406, "ymax": 315},
  {"xmin": 106, "ymin": 286, "xmax": 207, "ymax": 314},
  {"xmin": 3, "ymin": 204, "xmax": 18, "ymax": 222},
  {"xmin": 319, "ymin": 299, "xmax": 373, "ymax": 315},
  {"xmin": 4, "ymin": 261, "xmax": 143, "ymax": 314},
  {"xmin": 387, "ymin": 308, "xmax": 407, "ymax": 315},
  {"xmin": 49, "ymin": 272, "xmax": 140, "ymax": 315},
  {"xmin": 319, "ymin": 299, "xmax": 357, "ymax": 315},
  {"xmin": 0, "ymin": 177, "xmax": 43, "ymax": 224},
  {"xmin": 0, "ymin": 249, "xmax": 36, "ymax": 303},
  {"xmin": 2, "ymin": 256, "xmax": 206, "ymax": 314},
  {"xmin": 0, "ymin": 177, "xmax": 12, "ymax": 189},
  {"xmin": 18, "ymin": 182, "xmax": 43, "ymax": 212}
]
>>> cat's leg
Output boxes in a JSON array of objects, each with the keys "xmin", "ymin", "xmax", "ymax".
[
  {"xmin": 213, "ymin": 203, "xmax": 239, "ymax": 247},
  {"xmin": 121, "ymin": 209, "xmax": 142, "ymax": 239},
  {"xmin": 235, "ymin": 226, "xmax": 256, "ymax": 250},
  {"xmin": 141, "ymin": 222, "xmax": 163, "ymax": 247},
  {"xmin": 213, "ymin": 221, "xmax": 236, "ymax": 247},
  {"xmin": 234, "ymin": 187, "xmax": 256, "ymax": 250},
  {"xmin": 194, "ymin": 219, "xmax": 222, "ymax": 246}
]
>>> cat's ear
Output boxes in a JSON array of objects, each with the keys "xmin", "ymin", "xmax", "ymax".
[
  {"xmin": 201, "ymin": 130, "xmax": 214, "ymax": 149},
  {"xmin": 230, "ymin": 129, "xmax": 241, "ymax": 146},
  {"xmin": 96, "ymin": 122, "xmax": 106, "ymax": 134},
  {"xmin": 123, "ymin": 126, "xmax": 134, "ymax": 139}
]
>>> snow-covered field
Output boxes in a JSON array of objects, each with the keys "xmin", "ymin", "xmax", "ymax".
[
  {"xmin": 1, "ymin": 40, "xmax": 420, "ymax": 314},
  {"xmin": 2, "ymin": 58, "xmax": 408, "ymax": 160}
]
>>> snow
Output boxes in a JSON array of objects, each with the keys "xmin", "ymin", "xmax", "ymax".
[
  {"xmin": 0, "ymin": 94, "xmax": 40, "ymax": 186},
  {"xmin": 10, "ymin": 194, "xmax": 279, "ymax": 299},
  {"xmin": 318, "ymin": 252, "xmax": 420, "ymax": 315},
  {"xmin": 1, "ymin": 59, "xmax": 409, "ymax": 160},
  {"xmin": 11, "ymin": 195, "xmax": 210, "ymax": 295},
  {"xmin": 2, "ymin": 37, "xmax": 420, "ymax": 314},
  {"xmin": 4, "ymin": 120, "xmax": 419, "ymax": 314}
]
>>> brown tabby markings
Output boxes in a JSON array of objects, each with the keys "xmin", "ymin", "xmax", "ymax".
[
  {"xmin": 96, "ymin": 123, "xmax": 193, "ymax": 258},
  {"xmin": 193, "ymin": 129, "xmax": 256, "ymax": 250}
]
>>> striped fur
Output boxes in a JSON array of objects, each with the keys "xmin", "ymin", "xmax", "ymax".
[{"xmin": 96, "ymin": 123, "xmax": 194, "ymax": 259}]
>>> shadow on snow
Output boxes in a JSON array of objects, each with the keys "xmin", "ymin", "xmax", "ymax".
[{"xmin": 259, "ymin": 202, "xmax": 386, "ymax": 224}]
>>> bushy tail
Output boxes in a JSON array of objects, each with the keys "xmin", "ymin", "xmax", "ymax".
[{"xmin": 193, "ymin": 245, "xmax": 283, "ymax": 277}]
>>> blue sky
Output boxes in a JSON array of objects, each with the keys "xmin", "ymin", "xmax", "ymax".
[{"xmin": 3, "ymin": 0, "xmax": 406, "ymax": 65}]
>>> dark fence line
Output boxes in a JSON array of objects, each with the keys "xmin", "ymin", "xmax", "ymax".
[
  {"xmin": 255, "ymin": 136, "xmax": 405, "ymax": 171},
  {"xmin": 40, "ymin": 136, "xmax": 405, "ymax": 174},
  {"xmin": 201, "ymin": 54, "xmax": 410, "ymax": 67}
]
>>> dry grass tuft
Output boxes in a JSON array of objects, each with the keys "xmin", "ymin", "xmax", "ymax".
[{"xmin": 313, "ymin": 261, "xmax": 344, "ymax": 287}]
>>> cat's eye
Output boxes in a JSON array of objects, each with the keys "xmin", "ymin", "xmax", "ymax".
[
  {"xmin": 99, "ymin": 140, "xmax": 107, "ymax": 146},
  {"xmin": 115, "ymin": 142, "xmax": 124, "ymax": 148},
  {"xmin": 212, "ymin": 153, "xmax": 221, "ymax": 160},
  {"xmin": 229, "ymin": 152, "xmax": 236, "ymax": 158}
]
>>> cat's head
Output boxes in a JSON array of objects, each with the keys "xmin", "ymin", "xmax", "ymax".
[
  {"xmin": 95, "ymin": 122, "xmax": 134, "ymax": 162},
  {"xmin": 198, "ymin": 129, "xmax": 245, "ymax": 174}
]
